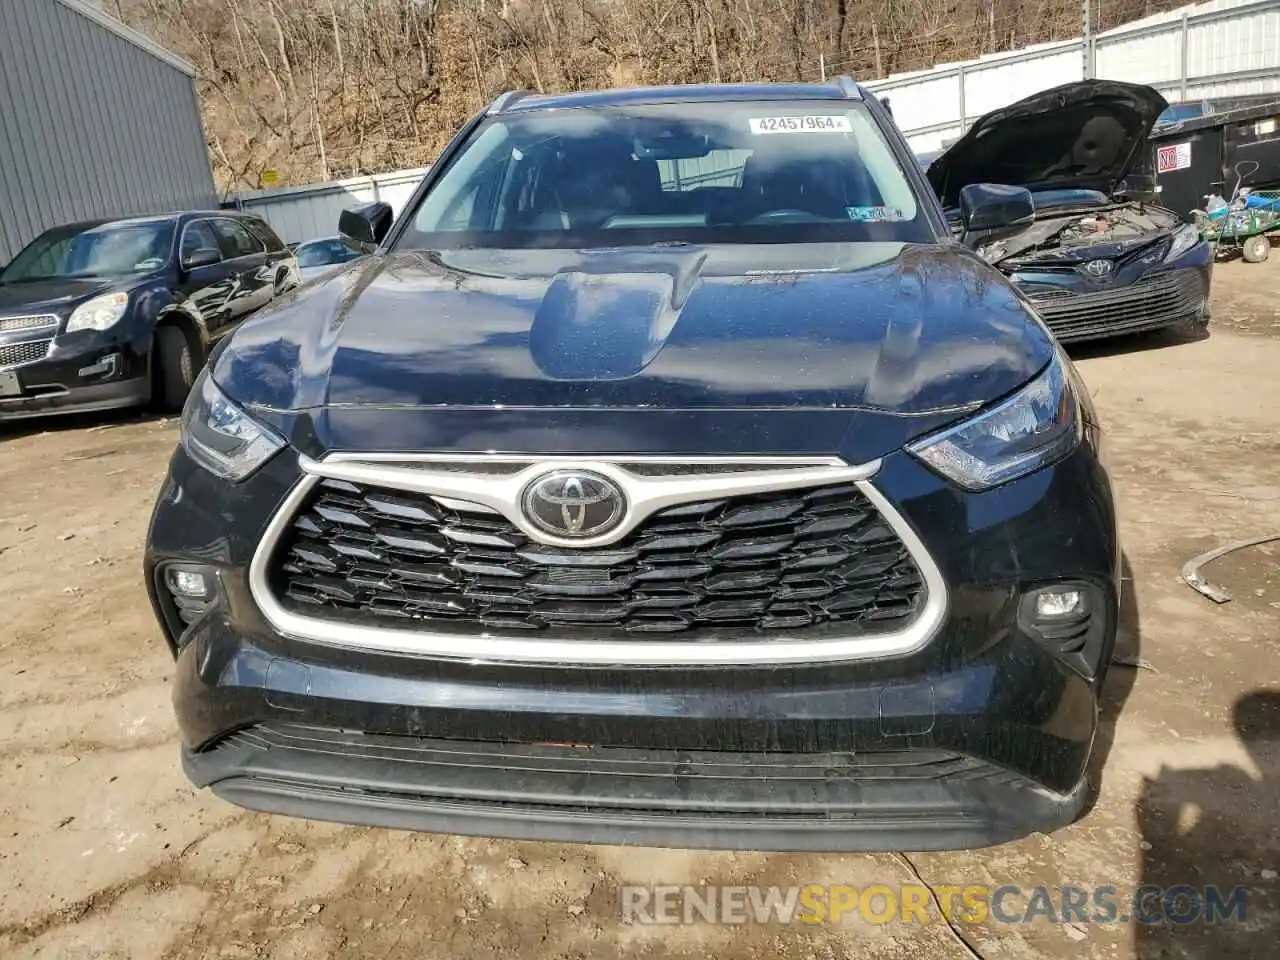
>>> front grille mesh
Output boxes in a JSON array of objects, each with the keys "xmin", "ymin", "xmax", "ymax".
[
  {"xmin": 0, "ymin": 339, "xmax": 52, "ymax": 368},
  {"xmin": 0, "ymin": 315, "xmax": 57, "ymax": 333},
  {"xmin": 1023, "ymin": 269, "xmax": 1204, "ymax": 341},
  {"xmin": 270, "ymin": 478, "xmax": 925, "ymax": 640}
]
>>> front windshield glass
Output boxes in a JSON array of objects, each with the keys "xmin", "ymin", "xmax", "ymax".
[
  {"xmin": 1, "ymin": 220, "xmax": 175, "ymax": 283},
  {"xmin": 297, "ymin": 238, "xmax": 361, "ymax": 268},
  {"xmin": 399, "ymin": 100, "xmax": 929, "ymax": 250}
]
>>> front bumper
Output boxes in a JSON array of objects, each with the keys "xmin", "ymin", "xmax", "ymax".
[
  {"xmin": 148, "ymin": 439, "xmax": 1119, "ymax": 851},
  {"xmin": 1016, "ymin": 261, "xmax": 1212, "ymax": 343},
  {"xmin": 0, "ymin": 331, "xmax": 149, "ymax": 420},
  {"xmin": 183, "ymin": 722, "xmax": 1088, "ymax": 852}
]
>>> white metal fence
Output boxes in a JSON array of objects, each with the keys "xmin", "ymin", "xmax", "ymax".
[
  {"xmin": 222, "ymin": 166, "xmax": 429, "ymax": 244},
  {"xmin": 225, "ymin": 0, "xmax": 1280, "ymax": 240},
  {"xmin": 866, "ymin": 0, "xmax": 1280, "ymax": 151}
]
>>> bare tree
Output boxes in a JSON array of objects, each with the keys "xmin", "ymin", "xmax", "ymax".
[{"xmin": 115, "ymin": 0, "xmax": 1187, "ymax": 191}]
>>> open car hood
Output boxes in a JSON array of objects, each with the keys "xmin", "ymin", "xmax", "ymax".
[{"xmin": 927, "ymin": 81, "xmax": 1169, "ymax": 207}]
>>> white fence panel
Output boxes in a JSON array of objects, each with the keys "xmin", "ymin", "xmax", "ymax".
[
  {"xmin": 963, "ymin": 45, "xmax": 1083, "ymax": 118},
  {"xmin": 225, "ymin": 167, "xmax": 429, "ymax": 243},
  {"xmin": 873, "ymin": 71, "xmax": 965, "ymax": 138},
  {"xmin": 868, "ymin": 0, "xmax": 1280, "ymax": 150},
  {"xmin": 1095, "ymin": 30, "xmax": 1184, "ymax": 86}
]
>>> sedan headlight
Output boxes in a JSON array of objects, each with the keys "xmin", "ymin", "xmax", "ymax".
[
  {"xmin": 907, "ymin": 353, "xmax": 1082, "ymax": 491},
  {"xmin": 1164, "ymin": 223, "xmax": 1201, "ymax": 262},
  {"xmin": 181, "ymin": 373, "xmax": 285, "ymax": 481},
  {"xmin": 66, "ymin": 292, "xmax": 130, "ymax": 332}
]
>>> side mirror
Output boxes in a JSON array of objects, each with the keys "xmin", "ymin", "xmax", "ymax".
[
  {"xmin": 339, "ymin": 202, "xmax": 394, "ymax": 252},
  {"xmin": 959, "ymin": 183, "xmax": 1035, "ymax": 234},
  {"xmin": 182, "ymin": 247, "xmax": 221, "ymax": 271}
]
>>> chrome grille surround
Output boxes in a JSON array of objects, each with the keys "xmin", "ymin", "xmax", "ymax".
[{"xmin": 249, "ymin": 454, "xmax": 948, "ymax": 665}]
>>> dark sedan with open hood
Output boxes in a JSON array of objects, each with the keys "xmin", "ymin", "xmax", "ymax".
[
  {"xmin": 146, "ymin": 79, "xmax": 1119, "ymax": 852},
  {"xmin": 928, "ymin": 80, "xmax": 1212, "ymax": 343}
]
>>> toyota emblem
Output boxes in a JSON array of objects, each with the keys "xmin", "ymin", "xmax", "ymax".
[
  {"xmin": 1084, "ymin": 259, "xmax": 1113, "ymax": 278},
  {"xmin": 522, "ymin": 470, "xmax": 626, "ymax": 539}
]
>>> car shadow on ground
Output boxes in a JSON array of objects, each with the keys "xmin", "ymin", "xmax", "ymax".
[
  {"xmin": 1064, "ymin": 323, "xmax": 1211, "ymax": 363},
  {"xmin": 1083, "ymin": 552, "xmax": 1141, "ymax": 814},
  {"xmin": 0, "ymin": 406, "xmax": 170, "ymax": 442},
  {"xmin": 1133, "ymin": 689, "xmax": 1280, "ymax": 958}
]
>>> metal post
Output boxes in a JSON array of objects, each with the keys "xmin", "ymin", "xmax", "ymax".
[
  {"xmin": 1180, "ymin": 10, "xmax": 1190, "ymax": 100},
  {"xmin": 957, "ymin": 63, "xmax": 967, "ymax": 130},
  {"xmin": 1082, "ymin": 0, "xmax": 1092, "ymax": 78}
]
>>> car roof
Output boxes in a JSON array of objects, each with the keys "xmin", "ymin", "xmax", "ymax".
[
  {"xmin": 43, "ymin": 214, "xmax": 181, "ymax": 233},
  {"xmin": 44, "ymin": 211, "xmax": 262, "ymax": 234},
  {"xmin": 493, "ymin": 78, "xmax": 863, "ymax": 114}
]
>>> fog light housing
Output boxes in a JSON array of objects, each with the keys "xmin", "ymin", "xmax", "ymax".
[
  {"xmin": 1019, "ymin": 583, "xmax": 1109, "ymax": 680},
  {"xmin": 158, "ymin": 563, "xmax": 219, "ymax": 640},
  {"xmin": 78, "ymin": 353, "xmax": 120, "ymax": 379}
]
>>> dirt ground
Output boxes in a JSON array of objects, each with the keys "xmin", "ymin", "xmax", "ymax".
[{"xmin": 2, "ymin": 258, "xmax": 1279, "ymax": 959}]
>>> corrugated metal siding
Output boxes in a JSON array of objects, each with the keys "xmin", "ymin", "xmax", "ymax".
[{"xmin": 0, "ymin": 0, "xmax": 215, "ymax": 262}]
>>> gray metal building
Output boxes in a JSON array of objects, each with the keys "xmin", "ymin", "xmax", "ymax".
[{"xmin": 0, "ymin": 0, "xmax": 216, "ymax": 263}]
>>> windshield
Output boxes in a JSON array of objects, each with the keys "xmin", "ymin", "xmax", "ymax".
[
  {"xmin": 297, "ymin": 238, "xmax": 361, "ymax": 268},
  {"xmin": 1, "ymin": 221, "xmax": 175, "ymax": 283},
  {"xmin": 398, "ymin": 100, "xmax": 929, "ymax": 250}
]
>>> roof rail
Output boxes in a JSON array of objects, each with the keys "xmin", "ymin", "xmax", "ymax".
[
  {"xmin": 835, "ymin": 75, "xmax": 861, "ymax": 100},
  {"xmin": 487, "ymin": 90, "xmax": 534, "ymax": 115}
]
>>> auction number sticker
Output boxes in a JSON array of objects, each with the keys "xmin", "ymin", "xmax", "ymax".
[{"xmin": 749, "ymin": 115, "xmax": 852, "ymax": 134}]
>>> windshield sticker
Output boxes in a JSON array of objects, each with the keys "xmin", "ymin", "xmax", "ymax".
[
  {"xmin": 846, "ymin": 206, "xmax": 907, "ymax": 222},
  {"xmin": 748, "ymin": 116, "xmax": 852, "ymax": 135}
]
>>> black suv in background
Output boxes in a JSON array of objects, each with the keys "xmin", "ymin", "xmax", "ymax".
[
  {"xmin": 0, "ymin": 212, "xmax": 298, "ymax": 420},
  {"xmin": 147, "ymin": 80, "xmax": 1120, "ymax": 851}
]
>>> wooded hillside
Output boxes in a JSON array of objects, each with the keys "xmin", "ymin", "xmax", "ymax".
[{"xmin": 108, "ymin": 0, "xmax": 1183, "ymax": 193}]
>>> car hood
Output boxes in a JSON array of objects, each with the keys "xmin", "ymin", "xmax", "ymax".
[
  {"xmin": 927, "ymin": 81, "xmax": 1169, "ymax": 206},
  {"xmin": 214, "ymin": 243, "xmax": 1054, "ymax": 461},
  {"xmin": 0, "ymin": 277, "xmax": 116, "ymax": 315}
]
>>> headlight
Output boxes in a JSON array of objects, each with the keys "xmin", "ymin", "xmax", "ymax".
[
  {"xmin": 66, "ymin": 292, "xmax": 129, "ymax": 332},
  {"xmin": 181, "ymin": 373, "xmax": 285, "ymax": 481},
  {"xmin": 1164, "ymin": 223, "xmax": 1201, "ymax": 262},
  {"xmin": 907, "ymin": 353, "xmax": 1082, "ymax": 491}
]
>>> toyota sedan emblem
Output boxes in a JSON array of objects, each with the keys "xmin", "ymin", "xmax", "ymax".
[
  {"xmin": 1084, "ymin": 259, "xmax": 1113, "ymax": 278},
  {"xmin": 522, "ymin": 470, "xmax": 626, "ymax": 539}
]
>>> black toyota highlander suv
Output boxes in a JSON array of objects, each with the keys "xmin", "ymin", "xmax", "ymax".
[{"xmin": 145, "ymin": 79, "xmax": 1120, "ymax": 852}]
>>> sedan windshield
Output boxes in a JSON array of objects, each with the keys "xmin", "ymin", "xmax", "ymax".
[
  {"xmin": 399, "ymin": 100, "xmax": 929, "ymax": 250},
  {"xmin": 1, "ymin": 220, "xmax": 175, "ymax": 283}
]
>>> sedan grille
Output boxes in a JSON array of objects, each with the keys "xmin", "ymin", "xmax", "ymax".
[
  {"xmin": 0, "ymin": 314, "xmax": 57, "ymax": 333},
  {"xmin": 0, "ymin": 339, "xmax": 53, "ymax": 368},
  {"xmin": 1022, "ymin": 269, "xmax": 1204, "ymax": 341},
  {"xmin": 270, "ymin": 478, "xmax": 925, "ymax": 640}
]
